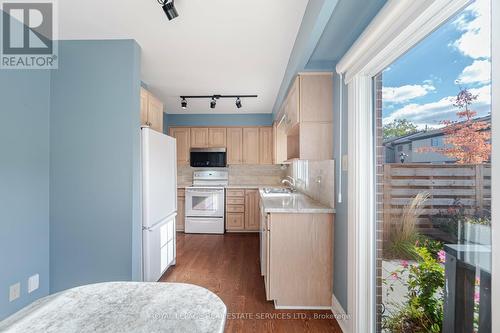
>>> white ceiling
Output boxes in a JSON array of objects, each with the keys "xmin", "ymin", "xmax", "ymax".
[{"xmin": 58, "ymin": 0, "xmax": 308, "ymax": 114}]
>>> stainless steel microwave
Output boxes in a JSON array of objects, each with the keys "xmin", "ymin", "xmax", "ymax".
[{"xmin": 190, "ymin": 148, "xmax": 227, "ymax": 167}]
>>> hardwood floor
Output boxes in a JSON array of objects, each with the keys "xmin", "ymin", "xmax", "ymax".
[{"xmin": 160, "ymin": 233, "xmax": 342, "ymax": 333}]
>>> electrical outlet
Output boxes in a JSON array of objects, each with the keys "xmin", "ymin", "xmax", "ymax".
[
  {"xmin": 9, "ymin": 283, "xmax": 20, "ymax": 302},
  {"xmin": 28, "ymin": 274, "xmax": 39, "ymax": 293}
]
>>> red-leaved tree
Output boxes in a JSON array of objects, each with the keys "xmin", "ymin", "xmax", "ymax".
[{"xmin": 420, "ymin": 88, "xmax": 491, "ymax": 164}]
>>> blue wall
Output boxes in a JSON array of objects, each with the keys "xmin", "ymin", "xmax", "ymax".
[
  {"xmin": 332, "ymin": 73, "xmax": 349, "ymax": 310},
  {"xmin": 306, "ymin": 0, "xmax": 387, "ymax": 69},
  {"xmin": 49, "ymin": 40, "xmax": 142, "ymax": 293},
  {"xmin": 164, "ymin": 113, "xmax": 273, "ymax": 131},
  {"xmin": 0, "ymin": 70, "xmax": 51, "ymax": 319}
]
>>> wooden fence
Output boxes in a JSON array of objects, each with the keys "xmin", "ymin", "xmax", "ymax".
[{"xmin": 383, "ymin": 163, "xmax": 491, "ymax": 229}]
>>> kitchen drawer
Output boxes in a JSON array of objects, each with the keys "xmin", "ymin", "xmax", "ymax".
[
  {"xmin": 226, "ymin": 204, "xmax": 245, "ymax": 213},
  {"xmin": 177, "ymin": 189, "xmax": 185, "ymax": 197},
  {"xmin": 226, "ymin": 213, "xmax": 244, "ymax": 230},
  {"xmin": 226, "ymin": 189, "xmax": 245, "ymax": 197},
  {"xmin": 227, "ymin": 197, "xmax": 245, "ymax": 205}
]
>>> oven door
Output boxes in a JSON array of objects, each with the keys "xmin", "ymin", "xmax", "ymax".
[{"xmin": 185, "ymin": 187, "xmax": 224, "ymax": 217}]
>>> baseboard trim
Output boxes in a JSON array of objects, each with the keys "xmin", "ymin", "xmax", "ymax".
[
  {"xmin": 273, "ymin": 301, "xmax": 331, "ymax": 310},
  {"xmin": 331, "ymin": 294, "xmax": 350, "ymax": 333}
]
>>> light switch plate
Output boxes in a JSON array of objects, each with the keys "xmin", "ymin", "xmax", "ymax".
[
  {"xmin": 28, "ymin": 274, "xmax": 39, "ymax": 293},
  {"xmin": 9, "ymin": 282, "xmax": 20, "ymax": 302}
]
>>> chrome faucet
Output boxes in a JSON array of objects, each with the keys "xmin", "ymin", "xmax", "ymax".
[{"xmin": 281, "ymin": 176, "xmax": 296, "ymax": 192}]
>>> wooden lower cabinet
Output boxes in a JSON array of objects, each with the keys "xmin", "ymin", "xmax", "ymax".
[
  {"xmin": 226, "ymin": 213, "xmax": 244, "ymax": 230},
  {"xmin": 244, "ymin": 190, "xmax": 260, "ymax": 230},
  {"xmin": 176, "ymin": 189, "xmax": 185, "ymax": 231},
  {"xmin": 226, "ymin": 189, "xmax": 260, "ymax": 232},
  {"xmin": 262, "ymin": 211, "xmax": 333, "ymax": 307}
]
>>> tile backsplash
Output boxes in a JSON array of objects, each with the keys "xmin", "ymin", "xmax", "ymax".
[
  {"xmin": 178, "ymin": 165, "xmax": 287, "ymax": 186},
  {"xmin": 286, "ymin": 160, "xmax": 335, "ymax": 209}
]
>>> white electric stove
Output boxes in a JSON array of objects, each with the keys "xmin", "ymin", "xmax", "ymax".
[{"xmin": 184, "ymin": 170, "xmax": 228, "ymax": 234}]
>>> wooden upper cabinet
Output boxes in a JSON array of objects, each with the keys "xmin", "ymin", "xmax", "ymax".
[
  {"xmin": 244, "ymin": 190, "xmax": 260, "ymax": 231},
  {"xmin": 208, "ymin": 128, "xmax": 226, "ymax": 147},
  {"xmin": 284, "ymin": 77, "xmax": 300, "ymax": 133},
  {"xmin": 148, "ymin": 93, "xmax": 164, "ymax": 133},
  {"xmin": 242, "ymin": 128, "xmax": 260, "ymax": 164},
  {"xmin": 190, "ymin": 128, "xmax": 209, "ymax": 148},
  {"xmin": 299, "ymin": 74, "xmax": 333, "ymax": 122},
  {"xmin": 278, "ymin": 73, "xmax": 334, "ymax": 161},
  {"xmin": 227, "ymin": 128, "xmax": 243, "ymax": 165},
  {"xmin": 273, "ymin": 121, "xmax": 287, "ymax": 164},
  {"xmin": 140, "ymin": 88, "xmax": 149, "ymax": 126},
  {"xmin": 169, "ymin": 126, "xmax": 274, "ymax": 165},
  {"xmin": 140, "ymin": 87, "xmax": 164, "ymax": 133},
  {"xmin": 259, "ymin": 127, "xmax": 273, "ymax": 165},
  {"xmin": 169, "ymin": 127, "xmax": 190, "ymax": 165}
]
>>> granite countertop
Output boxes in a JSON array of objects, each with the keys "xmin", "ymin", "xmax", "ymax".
[
  {"xmin": 0, "ymin": 282, "xmax": 226, "ymax": 333},
  {"xmin": 259, "ymin": 190, "xmax": 335, "ymax": 214}
]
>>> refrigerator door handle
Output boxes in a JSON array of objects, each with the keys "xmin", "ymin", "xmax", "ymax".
[{"xmin": 143, "ymin": 212, "xmax": 177, "ymax": 231}]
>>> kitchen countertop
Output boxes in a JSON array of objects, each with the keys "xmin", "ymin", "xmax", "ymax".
[
  {"xmin": 177, "ymin": 184, "xmax": 282, "ymax": 189},
  {"xmin": 259, "ymin": 190, "xmax": 335, "ymax": 214},
  {"xmin": 0, "ymin": 282, "xmax": 226, "ymax": 333}
]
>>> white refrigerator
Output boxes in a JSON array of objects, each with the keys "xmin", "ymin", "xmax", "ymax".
[{"xmin": 141, "ymin": 127, "xmax": 177, "ymax": 282}]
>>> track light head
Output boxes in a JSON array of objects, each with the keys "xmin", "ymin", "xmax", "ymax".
[
  {"xmin": 162, "ymin": 1, "xmax": 178, "ymax": 21},
  {"xmin": 181, "ymin": 98, "xmax": 187, "ymax": 109},
  {"xmin": 210, "ymin": 98, "xmax": 216, "ymax": 109},
  {"xmin": 235, "ymin": 97, "xmax": 242, "ymax": 109}
]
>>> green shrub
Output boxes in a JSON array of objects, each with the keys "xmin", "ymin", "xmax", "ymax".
[{"xmin": 383, "ymin": 246, "xmax": 445, "ymax": 333}]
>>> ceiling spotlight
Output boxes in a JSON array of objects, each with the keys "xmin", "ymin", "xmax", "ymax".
[
  {"xmin": 235, "ymin": 97, "xmax": 242, "ymax": 109},
  {"xmin": 181, "ymin": 98, "xmax": 187, "ymax": 109},
  {"xmin": 161, "ymin": 0, "xmax": 178, "ymax": 21},
  {"xmin": 210, "ymin": 98, "xmax": 216, "ymax": 109}
]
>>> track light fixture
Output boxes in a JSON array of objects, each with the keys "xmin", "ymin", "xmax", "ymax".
[
  {"xmin": 179, "ymin": 94, "xmax": 257, "ymax": 110},
  {"xmin": 158, "ymin": 0, "xmax": 178, "ymax": 21}
]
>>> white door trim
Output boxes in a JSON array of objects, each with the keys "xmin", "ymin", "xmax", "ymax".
[
  {"xmin": 335, "ymin": 0, "xmax": 473, "ymax": 332},
  {"xmin": 346, "ymin": 75, "xmax": 375, "ymax": 333},
  {"xmin": 337, "ymin": 0, "xmax": 472, "ymax": 83}
]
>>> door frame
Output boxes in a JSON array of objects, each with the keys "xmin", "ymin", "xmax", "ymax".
[{"xmin": 335, "ymin": 0, "xmax": 475, "ymax": 331}]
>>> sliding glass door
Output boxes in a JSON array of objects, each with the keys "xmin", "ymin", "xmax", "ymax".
[{"xmin": 374, "ymin": 1, "xmax": 492, "ymax": 331}]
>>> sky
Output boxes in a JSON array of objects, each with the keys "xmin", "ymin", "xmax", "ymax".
[{"xmin": 382, "ymin": 0, "xmax": 491, "ymax": 129}]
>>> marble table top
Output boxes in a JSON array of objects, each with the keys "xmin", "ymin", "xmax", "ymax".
[{"xmin": 0, "ymin": 282, "xmax": 227, "ymax": 333}]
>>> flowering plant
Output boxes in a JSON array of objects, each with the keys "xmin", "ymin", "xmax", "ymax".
[{"xmin": 383, "ymin": 245, "xmax": 445, "ymax": 332}]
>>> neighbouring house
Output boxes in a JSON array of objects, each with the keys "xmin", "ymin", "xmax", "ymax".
[{"xmin": 383, "ymin": 115, "xmax": 491, "ymax": 164}]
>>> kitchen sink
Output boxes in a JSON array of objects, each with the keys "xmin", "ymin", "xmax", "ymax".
[{"xmin": 261, "ymin": 188, "xmax": 295, "ymax": 196}]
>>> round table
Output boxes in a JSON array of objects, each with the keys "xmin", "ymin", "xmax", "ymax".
[{"xmin": 0, "ymin": 282, "xmax": 227, "ymax": 333}]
